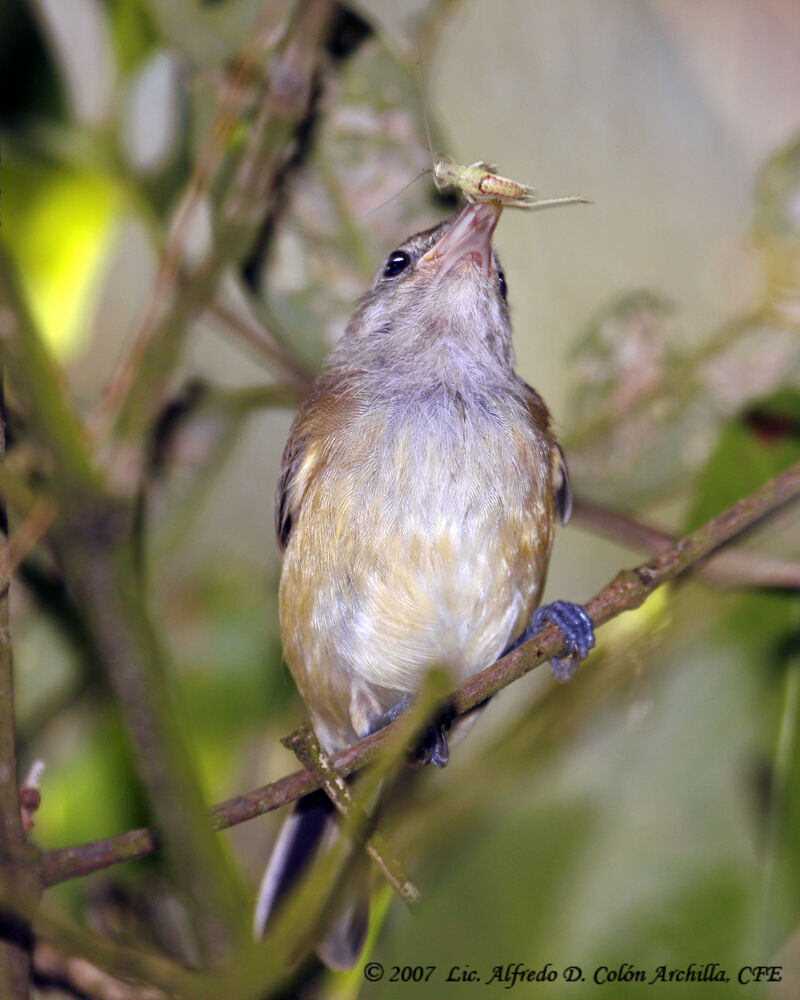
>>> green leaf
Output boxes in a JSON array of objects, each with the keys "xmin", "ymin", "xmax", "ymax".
[
  {"xmin": 0, "ymin": 152, "xmax": 120, "ymax": 358},
  {"xmin": 685, "ymin": 390, "xmax": 800, "ymax": 532}
]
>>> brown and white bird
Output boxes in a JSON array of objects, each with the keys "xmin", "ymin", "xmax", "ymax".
[{"xmin": 254, "ymin": 201, "xmax": 594, "ymax": 967}]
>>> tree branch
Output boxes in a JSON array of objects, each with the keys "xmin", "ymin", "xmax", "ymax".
[
  {"xmin": 33, "ymin": 940, "xmax": 167, "ymax": 1000},
  {"xmin": 205, "ymin": 297, "xmax": 315, "ymax": 395},
  {"xmin": 5, "ymin": 500, "xmax": 57, "ymax": 580},
  {"xmin": 30, "ymin": 906, "xmax": 198, "ymax": 999},
  {"xmin": 91, "ymin": 0, "xmax": 336, "ymax": 490},
  {"xmin": 572, "ymin": 497, "xmax": 800, "ymax": 590},
  {"xmin": 0, "ymin": 367, "xmax": 36, "ymax": 996},
  {"xmin": 1, "ymin": 240, "xmax": 246, "ymax": 958},
  {"xmin": 41, "ymin": 456, "xmax": 800, "ymax": 888},
  {"xmin": 284, "ymin": 724, "xmax": 421, "ymax": 907}
]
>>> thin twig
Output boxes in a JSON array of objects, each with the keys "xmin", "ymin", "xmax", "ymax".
[
  {"xmin": 206, "ymin": 297, "xmax": 315, "ymax": 394},
  {"xmin": 6, "ymin": 499, "xmax": 57, "ymax": 578},
  {"xmin": 0, "ymin": 367, "xmax": 36, "ymax": 996},
  {"xmin": 0, "ymin": 264, "xmax": 97, "ymax": 494},
  {"xmin": 89, "ymin": 0, "xmax": 292, "ymax": 441},
  {"xmin": 572, "ymin": 497, "xmax": 800, "ymax": 590},
  {"xmin": 0, "ymin": 242, "xmax": 246, "ymax": 957},
  {"xmin": 91, "ymin": 0, "xmax": 336, "ymax": 492},
  {"xmin": 41, "ymin": 456, "xmax": 800, "ymax": 887},
  {"xmin": 33, "ymin": 940, "xmax": 167, "ymax": 1000},
  {"xmin": 284, "ymin": 724, "xmax": 421, "ymax": 907},
  {"xmin": 562, "ymin": 306, "xmax": 800, "ymax": 454},
  {"xmin": 30, "ymin": 907, "xmax": 199, "ymax": 999}
]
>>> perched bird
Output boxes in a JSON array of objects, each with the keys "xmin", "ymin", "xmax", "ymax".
[{"xmin": 254, "ymin": 201, "xmax": 594, "ymax": 967}]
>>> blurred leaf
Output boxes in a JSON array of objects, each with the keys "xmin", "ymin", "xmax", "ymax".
[
  {"xmin": 568, "ymin": 132, "xmax": 800, "ymax": 510},
  {"xmin": 164, "ymin": 562, "xmax": 287, "ymax": 796},
  {"xmin": 120, "ymin": 49, "xmax": 184, "ymax": 177},
  {"xmin": 263, "ymin": 32, "xmax": 456, "ymax": 364},
  {"xmin": 372, "ymin": 586, "xmax": 767, "ymax": 999},
  {"xmin": 569, "ymin": 290, "xmax": 677, "ymax": 430},
  {"xmin": 718, "ymin": 591, "xmax": 799, "ymax": 671},
  {"xmin": 752, "ymin": 129, "xmax": 800, "ymax": 250},
  {"xmin": 140, "ymin": 0, "xmax": 268, "ymax": 65},
  {"xmin": 763, "ymin": 655, "xmax": 800, "ymax": 953},
  {"xmin": 36, "ymin": 708, "xmax": 145, "ymax": 852},
  {"xmin": 106, "ymin": 0, "xmax": 158, "ymax": 72},
  {"xmin": 0, "ymin": 152, "xmax": 120, "ymax": 357},
  {"xmin": 685, "ymin": 390, "xmax": 800, "ymax": 532},
  {"xmin": 684, "ymin": 389, "xmax": 800, "ymax": 952}
]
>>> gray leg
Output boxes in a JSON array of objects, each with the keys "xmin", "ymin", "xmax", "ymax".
[
  {"xmin": 374, "ymin": 695, "xmax": 454, "ymax": 769},
  {"xmin": 510, "ymin": 600, "xmax": 595, "ymax": 683}
]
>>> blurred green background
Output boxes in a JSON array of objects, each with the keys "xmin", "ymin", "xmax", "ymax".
[{"xmin": 3, "ymin": 0, "xmax": 800, "ymax": 996}]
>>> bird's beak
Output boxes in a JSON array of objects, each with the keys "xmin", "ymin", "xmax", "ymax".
[{"xmin": 420, "ymin": 202, "xmax": 500, "ymax": 276}]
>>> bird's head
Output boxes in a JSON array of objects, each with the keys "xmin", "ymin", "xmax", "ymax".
[{"xmin": 332, "ymin": 203, "xmax": 514, "ymax": 378}]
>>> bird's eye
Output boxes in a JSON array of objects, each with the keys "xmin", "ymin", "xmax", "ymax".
[
  {"xmin": 497, "ymin": 269, "xmax": 508, "ymax": 301},
  {"xmin": 383, "ymin": 250, "xmax": 411, "ymax": 278}
]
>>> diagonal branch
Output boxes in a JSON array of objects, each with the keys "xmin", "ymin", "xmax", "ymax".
[
  {"xmin": 1, "ymin": 237, "xmax": 246, "ymax": 957},
  {"xmin": 284, "ymin": 723, "xmax": 421, "ymax": 907},
  {"xmin": 0, "ymin": 368, "xmax": 37, "ymax": 996},
  {"xmin": 92, "ymin": 0, "xmax": 336, "ymax": 489},
  {"xmin": 572, "ymin": 497, "xmax": 800, "ymax": 590},
  {"xmin": 41, "ymin": 456, "xmax": 800, "ymax": 888}
]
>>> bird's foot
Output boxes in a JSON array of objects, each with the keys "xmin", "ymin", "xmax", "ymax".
[
  {"xmin": 512, "ymin": 600, "xmax": 595, "ymax": 683},
  {"xmin": 412, "ymin": 700, "xmax": 456, "ymax": 768},
  {"xmin": 376, "ymin": 696, "xmax": 455, "ymax": 768},
  {"xmin": 377, "ymin": 694, "xmax": 413, "ymax": 727}
]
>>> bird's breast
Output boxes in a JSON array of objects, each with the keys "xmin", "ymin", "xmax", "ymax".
[{"xmin": 279, "ymin": 389, "xmax": 555, "ymax": 749}]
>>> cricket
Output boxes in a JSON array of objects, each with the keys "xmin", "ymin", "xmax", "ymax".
[
  {"xmin": 416, "ymin": 51, "xmax": 587, "ymax": 211},
  {"xmin": 430, "ymin": 152, "xmax": 590, "ymax": 211},
  {"xmin": 370, "ymin": 57, "xmax": 591, "ymax": 216}
]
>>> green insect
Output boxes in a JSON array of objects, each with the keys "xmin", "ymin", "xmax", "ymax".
[{"xmin": 431, "ymin": 153, "xmax": 589, "ymax": 211}]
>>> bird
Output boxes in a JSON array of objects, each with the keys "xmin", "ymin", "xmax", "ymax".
[{"xmin": 254, "ymin": 200, "xmax": 594, "ymax": 968}]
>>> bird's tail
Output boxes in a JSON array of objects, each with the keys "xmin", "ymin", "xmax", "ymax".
[{"xmin": 253, "ymin": 788, "xmax": 370, "ymax": 970}]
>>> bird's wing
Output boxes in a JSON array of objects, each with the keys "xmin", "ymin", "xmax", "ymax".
[
  {"xmin": 274, "ymin": 424, "xmax": 307, "ymax": 552},
  {"xmin": 519, "ymin": 378, "xmax": 571, "ymax": 525},
  {"xmin": 552, "ymin": 441, "xmax": 572, "ymax": 525}
]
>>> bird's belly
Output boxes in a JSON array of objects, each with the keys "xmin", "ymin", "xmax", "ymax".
[{"xmin": 279, "ymin": 418, "xmax": 553, "ymax": 749}]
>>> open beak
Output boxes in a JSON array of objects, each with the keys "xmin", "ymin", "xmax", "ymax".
[{"xmin": 420, "ymin": 202, "xmax": 500, "ymax": 276}]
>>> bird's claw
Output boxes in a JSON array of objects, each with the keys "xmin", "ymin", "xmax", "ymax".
[
  {"xmin": 515, "ymin": 600, "xmax": 595, "ymax": 683},
  {"xmin": 413, "ymin": 699, "xmax": 456, "ymax": 767},
  {"xmin": 414, "ymin": 723, "xmax": 450, "ymax": 768},
  {"xmin": 375, "ymin": 696, "xmax": 455, "ymax": 768}
]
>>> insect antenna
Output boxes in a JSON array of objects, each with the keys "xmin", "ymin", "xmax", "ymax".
[{"xmin": 365, "ymin": 167, "xmax": 432, "ymax": 217}]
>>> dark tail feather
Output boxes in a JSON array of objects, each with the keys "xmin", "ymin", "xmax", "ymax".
[
  {"xmin": 316, "ymin": 847, "xmax": 370, "ymax": 970},
  {"xmin": 253, "ymin": 789, "xmax": 333, "ymax": 938},
  {"xmin": 253, "ymin": 788, "xmax": 370, "ymax": 969}
]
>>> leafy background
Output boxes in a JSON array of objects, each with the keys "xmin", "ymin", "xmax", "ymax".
[{"xmin": 3, "ymin": 0, "xmax": 800, "ymax": 997}]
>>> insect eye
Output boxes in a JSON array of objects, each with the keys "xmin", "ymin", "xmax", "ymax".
[
  {"xmin": 497, "ymin": 269, "xmax": 508, "ymax": 300},
  {"xmin": 383, "ymin": 250, "xmax": 411, "ymax": 278}
]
